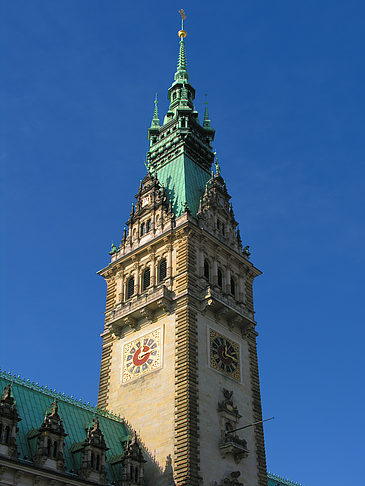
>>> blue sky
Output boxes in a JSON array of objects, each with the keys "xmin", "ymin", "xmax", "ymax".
[{"xmin": 1, "ymin": 1, "xmax": 364, "ymax": 484}]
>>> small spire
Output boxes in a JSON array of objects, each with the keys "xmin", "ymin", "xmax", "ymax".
[
  {"xmin": 203, "ymin": 94, "xmax": 211, "ymax": 128},
  {"xmin": 150, "ymin": 93, "xmax": 160, "ymax": 128}
]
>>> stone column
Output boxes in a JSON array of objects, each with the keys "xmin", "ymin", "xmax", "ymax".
[
  {"xmin": 117, "ymin": 270, "xmax": 124, "ymax": 303},
  {"xmin": 167, "ymin": 244, "xmax": 173, "ymax": 277},
  {"xmin": 225, "ymin": 266, "xmax": 231, "ymax": 294},
  {"xmin": 199, "ymin": 245, "xmax": 205, "ymax": 277},
  {"xmin": 133, "ymin": 263, "xmax": 139, "ymax": 295},
  {"xmin": 212, "ymin": 258, "xmax": 218, "ymax": 286},
  {"xmin": 239, "ymin": 274, "xmax": 245, "ymax": 303},
  {"xmin": 150, "ymin": 251, "xmax": 156, "ymax": 286}
]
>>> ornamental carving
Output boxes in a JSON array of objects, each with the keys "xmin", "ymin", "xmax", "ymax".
[{"xmin": 218, "ymin": 389, "xmax": 248, "ymax": 463}]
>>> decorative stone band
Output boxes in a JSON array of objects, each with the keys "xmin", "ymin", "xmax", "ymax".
[{"xmin": 247, "ymin": 334, "xmax": 268, "ymax": 486}]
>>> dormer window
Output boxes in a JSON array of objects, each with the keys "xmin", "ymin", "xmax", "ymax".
[
  {"xmin": 140, "ymin": 222, "xmax": 145, "ymax": 236},
  {"xmin": 173, "ymin": 92, "xmax": 177, "ymax": 101},
  {"xmin": 146, "ymin": 219, "xmax": 151, "ymax": 232}
]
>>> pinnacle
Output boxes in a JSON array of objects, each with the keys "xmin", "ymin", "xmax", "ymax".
[
  {"xmin": 150, "ymin": 93, "xmax": 160, "ymax": 128},
  {"xmin": 203, "ymin": 98, "xmax": 211, "ymax": 128}
]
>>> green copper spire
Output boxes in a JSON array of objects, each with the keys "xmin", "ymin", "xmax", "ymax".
[
  {"xmin": 175, "ymin": 37, "xmax": 189, "ymax": 83},
  {"xmin": 150, "ymin": 93, "xmax": 160, "ymax": 128}
]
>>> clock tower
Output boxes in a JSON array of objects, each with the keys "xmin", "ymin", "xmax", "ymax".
[{"xmin": 97, "ymin": 21, "xmax": 267, "ymax": 486}]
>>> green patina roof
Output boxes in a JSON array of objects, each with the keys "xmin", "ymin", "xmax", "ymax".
[
  {"xmin": 0, "ymin": 369, "xmax": 129, "ymax": 482},
  {"xmin": 268, "ymin": 472, "xmax": 304, "ymax": 486},
  {"xmin": 155, "ymin": 154, "xmax": 210, "ymax": 217}
]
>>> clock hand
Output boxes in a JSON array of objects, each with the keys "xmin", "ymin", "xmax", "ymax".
[
  {"xmin": 225, "ymin": 352, "xmax": 238, "ymax": 362},
  {"xmin": 138, "ymin": 347, "xmax": 151, "ymax": 359}
]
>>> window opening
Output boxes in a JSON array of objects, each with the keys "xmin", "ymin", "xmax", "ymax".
[
  {"xmin": 140, "ymin": 222, "xmax": 145, "ymax": 236},
  {"xmin": 146, "ymin": 219, "xmax": 151, "ymax": 232},
  {"xmin": 53, "ymin": 441, "xmax": 58, "ymax": 458},
  {"xmin": 46, "ymin": 438, "xmax": 51, "ymax": 455},
  {"xmin": 143, "ymin": 268, "xmax": 150, "ymax": 290},
  {"xmin": 159, "ymin": 258, "xmax": 167, "ymax": 282},
  {"xmin": 230, "ymin": 277, "xmax": 235, "ymax": 296},
  {"xmin": 204, "ymin": 260, "xmax": 210, "ymax": 280},
  {"xmin": 217, "ymin": 269, "xmax": 223, "ymax": 288},
  {"xmin": 127, "ymin": 277, "xmax": 135, "ymax": 299}
]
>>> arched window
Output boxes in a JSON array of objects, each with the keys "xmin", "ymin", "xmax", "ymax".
[
  {"xmin": 143, "ymin": 268, "xmax": 150, "ymax": 290},
  {"xmin": 96, "ymin": 454, "xmax": 100, "ymax": 471},
  {"xmin": 146, "ymin": 219, "xmax": 151, "ymax": 232},
  {"xmin": 53, "ymin": 440, "xmax": 58, "ymax": 458},
  {"xmin": 217, "ymin": 269, "xmax": 223, "ymax": 288},
  {"xmin": 140, "ymin": 222, "xmax": 145, "ymax": 236},
  {"xmin": 127, "ymin": 277, "xmax": 135, "ymax": 299},
  {"xmin": 159, "ymin": 258, "xmax": 167, "ymax": 282},
  {"xmin": 91, "ymin": 451, "xmax": 94, "ymax": 468},
  {"xmin": 204, "ymin": 259, "xmax": 210, "ymax": 280},
  {"xmin": 230, "ymin": 277, "xmax": 235, "ymax": 296}
]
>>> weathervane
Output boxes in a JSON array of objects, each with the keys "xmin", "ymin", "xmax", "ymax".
[{"xmin": 178, "ymin": 9, "xmax": 187, "ymax": 38}]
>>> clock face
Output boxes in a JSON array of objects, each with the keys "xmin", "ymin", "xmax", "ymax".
[
  {"xmin": 122, "ymin": 328, "xmax": 162, "ymax": 383},
  {"xmin": 209, "ymin": 328, "xmax": 240, "ymax": 381}
]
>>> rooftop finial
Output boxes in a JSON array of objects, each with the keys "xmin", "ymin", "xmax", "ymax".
[{"xmin": 178, "ymin": 9, "xmax": 187, "ymax": 38}]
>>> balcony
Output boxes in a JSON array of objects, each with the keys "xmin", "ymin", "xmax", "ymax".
[
  {"xmin": 108, "ymin": 285, "xmax": 173, "ymax": 335},
  {"xmin": 200, "ymin": 286, "xmax": 255, "ymax": 333}
]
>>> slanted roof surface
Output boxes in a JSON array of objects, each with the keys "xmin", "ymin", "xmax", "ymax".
[
  {"xmin": 156, "ymin": 154, "xmax": 210, "ymax": 217},
  {"xmin": 0, "ymin": 370, "xmax": 129, "ymax": 481}
]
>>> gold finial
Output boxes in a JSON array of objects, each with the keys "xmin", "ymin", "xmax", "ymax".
[{"xmin": 178, "ymin": 9, "xmax": 187, "ymax": 38}]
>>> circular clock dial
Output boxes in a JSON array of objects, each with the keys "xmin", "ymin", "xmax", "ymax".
[
  {"xmin": 211, "ymin": 336, "xmax": 239, "ymax": 374},
  {"xmin": 125, "ymin": 337, "xmax": 158, "ymax": 375}
]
